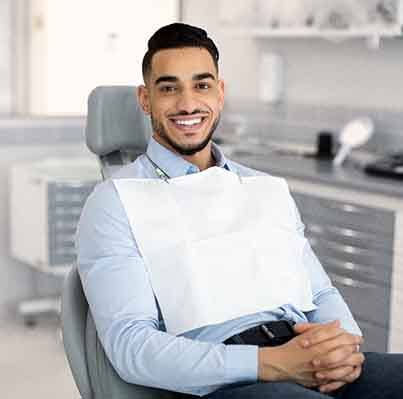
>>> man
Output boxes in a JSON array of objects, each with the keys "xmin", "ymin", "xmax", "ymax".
[{"xmin": 77, "ymin": 23, "xmax": 402, "ymax": 398}]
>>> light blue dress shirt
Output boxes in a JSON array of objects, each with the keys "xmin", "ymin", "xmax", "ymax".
[{"xmin": 77, "ymin": 137, "xmax": 361, "ymax": 397}]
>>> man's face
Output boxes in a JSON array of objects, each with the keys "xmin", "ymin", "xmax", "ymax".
[{"xmin": 138, "ymin": 47, "xmax": 225, "ymax": 156}]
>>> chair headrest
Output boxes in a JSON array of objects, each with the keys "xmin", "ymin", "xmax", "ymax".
[{"xmin": 85, "ymin": 86, "xmax": 152, "ymax": 156}]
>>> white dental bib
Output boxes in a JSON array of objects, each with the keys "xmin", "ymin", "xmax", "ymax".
[{"xmin": 113, "ymin": 167, "xmax": 316, "ymax": 335}]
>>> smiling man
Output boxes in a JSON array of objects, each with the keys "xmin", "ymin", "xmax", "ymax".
[
  {"xmin": 138, "ymin": 32, "xmax": 224, "ymax": 169},
  {"xmin": 77, "ymin": 23, "xmax": 403, "ymax": 399}
]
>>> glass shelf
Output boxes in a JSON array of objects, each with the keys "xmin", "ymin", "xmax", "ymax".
[
  {"xmin": 219, "ymin": 0, "xmax": 403, "ymax": 41},
  {"xmin": 221, "ymin": 25, "xmax": 402, "ymax": 39}
]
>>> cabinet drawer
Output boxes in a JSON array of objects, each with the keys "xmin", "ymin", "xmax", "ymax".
[
  {"xmin": 47, "ymin": 181, "xmax": 96, "ymax": 266},
  {"xmin": 357, "ymin": 319, "xmax": 388, "ymax": 352},
  {"xmin": 328, "ymin": 272, "xmax": 390, "ymax": 328},
  {"xmin": 310, "ymin": 237, "xmax": 394, "ymax": 275},
  {"xmin": 292, "ymin": 192, "xmax": 394, "ymax": 236},
  {"xmin": 318, "ymin": 254, "xmax": 392, "ymax": 287},
  {"xmin": 304, "ymin": 222, "xmax": 394, "ymax": 253}
]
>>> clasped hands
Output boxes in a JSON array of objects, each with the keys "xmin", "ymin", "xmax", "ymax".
[{"xmin": 258, "ymin": 320, "xmax": 365, "ymax": 393}]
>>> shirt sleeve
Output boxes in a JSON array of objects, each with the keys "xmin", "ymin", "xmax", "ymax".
[
  {"xmin": 76, "ymin": 180, "xmax": 258, "ymax": 395},
  {"xmin": 291, "ymin": 197, "xmax": 362, "ymax": 336}
]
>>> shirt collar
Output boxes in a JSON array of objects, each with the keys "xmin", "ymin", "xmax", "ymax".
[{"xmin": 145, "ymin": 136, "xmax": 232, "ymax": 178}]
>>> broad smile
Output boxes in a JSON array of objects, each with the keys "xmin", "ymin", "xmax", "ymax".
[{"xmin": 168, "ymin": 115, "xmax": 208, "ymax": 132}]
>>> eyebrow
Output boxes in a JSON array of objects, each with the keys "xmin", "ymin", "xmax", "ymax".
[
  {"xmin": 154, "ymin": 72, "xmax": 216, "ymax": 85},
  {"xmin": 193, "ymin": 72, "xmax": 216, "ymax": 81},
  {"xmin": 155, "ymin": 75, "xmax": 177, "ymax": 85}
]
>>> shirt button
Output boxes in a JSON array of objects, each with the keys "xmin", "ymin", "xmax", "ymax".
[{"xmin": 187, "ymin": 166, "xmax": 198, "ymax": 174}]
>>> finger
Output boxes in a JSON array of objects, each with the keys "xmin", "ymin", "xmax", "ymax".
[
  {"xmin": 293, "ymin": 322, "xmax": 323, "ymax": 334},
  {"xmin": 293, "ymin": 323, "xmax": 315, "ymax": 334},
  {"xmin": 310, "ymin": 334, "xmax": 363, "ymax": 360},
  {"xmin": 312, "ymin": 344, "xmax": 357, "ymax": 368},
  {"xmin": 300, "ymin": 320, "xmax": 344, "ymax": 348},
  {"xmin": 294, "ymin": 320, "xmax": 339, "ymax": 334},
  {"xmin": 301, "ymin": 322, "xmax": 346, "ymax": 348},
  {"xmin": 343, "ymin": 366, "xmax": 362, "ymax": 383},
  {"xmin": 320, "ymin": 365, "xmax": 362, "ymax": 385},
  {"xmin": 330, "ymin": 352, "xmax": 366, "ymax": 369},
  {"xmin": 321, "ymin": 352, "xmax": 365, "ymax": 372},
  {"xmin": 300, "ymin": 381, "xmax": 321, "ymax": 388},
  {"xmin": 319, "ymin": 381, "xmax": 346, "ymax": 393},
  {"xmin": 316, "ymin": 366, "xmax": 354, "ymax": 381}
]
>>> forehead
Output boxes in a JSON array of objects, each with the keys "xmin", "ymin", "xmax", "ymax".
[{"xmin": 150, "ymin": 47, "xmax": 217, "ymax": 82}]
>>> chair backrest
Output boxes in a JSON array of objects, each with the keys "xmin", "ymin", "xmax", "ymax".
[
  {"xmin": 61, "ymin": 267, "xmax": 93, "ymax": 399},
  {"xmin": 62, "ymin": 86, "xmax": 177, "ymax": 399},
  {"xmin": 85, "ymin": 85, "xmax": 152, "ymax": 177},
  {"xmin": 62, "ymin": 267, "xmax": 177, "ymax": 399}
]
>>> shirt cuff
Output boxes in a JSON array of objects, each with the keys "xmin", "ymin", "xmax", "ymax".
[{"xmin": 224, "ymin": 345, "xmax": 258, "ymax": 383}]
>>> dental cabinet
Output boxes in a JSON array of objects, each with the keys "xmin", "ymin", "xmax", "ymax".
[
  {"xmin": 10, "ymin": 158, "xmax": 100, "ymax": 270},
  {"xmin": 232, "ymin": 150, "xmax": 403, "ymax": 353},
  {"xmin": 291, "ymin": 179, "xmax": 402, "ymax": 353},
  {"xmin": 9, "ymin": 158, "xmax": 100, "ymax": 324}
]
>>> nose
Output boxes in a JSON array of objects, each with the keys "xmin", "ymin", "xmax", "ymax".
[{"xmin": 175, "ymin": 88, "xmax": 200, "ymax": 114}]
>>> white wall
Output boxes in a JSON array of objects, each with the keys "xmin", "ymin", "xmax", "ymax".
[
  {"xmin": 260, "ymin": 38, "xmax": 403, "ymax": 111},
  {"xmin": 29, "ymin": 0, "xmax": 179, "ymax": 115},
  {"xmin": 182, "ymin": 1, "xmax": 260, "ymax": 100},
  {"xmin": 0, "ymin": 0, "xmax": 12, "ymax": 113}
]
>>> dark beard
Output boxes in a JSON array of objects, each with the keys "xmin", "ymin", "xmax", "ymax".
[{"xmin": 150, "ymin": 114, "xmax": 220, "ymax": 156}]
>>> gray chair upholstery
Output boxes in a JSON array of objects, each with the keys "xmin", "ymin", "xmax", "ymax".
[
  {"xmin": 86, "ymin": 86, "xmax": 151, "ymax": 156},
  {"xmin": 62, "ymin": 267, "xmax": 178, "ymax": 399},
  {"xmin": 62, "ymin": 267, "xmax": 93, "ymax": 399},
  {"xmin": 61, "ymin": 86, "xmax": 178, "ymax": 399},
  {"xmin": 86, "ymin": 86, "xmax": 152, "ymax": 178}
]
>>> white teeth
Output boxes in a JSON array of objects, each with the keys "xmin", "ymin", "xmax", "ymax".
[{"xmin": 174, "ymin": 118, "xmax": 202, "ymax": 126}]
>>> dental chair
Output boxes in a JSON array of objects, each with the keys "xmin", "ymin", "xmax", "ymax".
[{"xmin": 61, "ymin": 86, "xmax": 179, "ymax": 399}]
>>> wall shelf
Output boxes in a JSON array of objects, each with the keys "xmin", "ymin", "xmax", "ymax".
[
  {"xmin": 221, "ymin": 25, "xmax": 402, "ymax": 39},
  {"xmin": 220, "ymin": 0, "xmax": 403, "ymax": 42}
]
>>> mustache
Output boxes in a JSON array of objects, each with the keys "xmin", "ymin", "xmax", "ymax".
[{"xmin": 168, "ymin": 110, "xmax": 209, "ymax": 118}]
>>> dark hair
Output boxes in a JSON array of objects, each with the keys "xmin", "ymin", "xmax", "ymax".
[{"xmin": 142, "ymin": 23, "xmax": 219, "ymax": 82}]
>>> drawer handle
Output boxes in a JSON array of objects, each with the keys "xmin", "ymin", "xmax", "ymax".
[
  {"xmin": 53, "ymin": 182, "xmax": 97, "ymax": 188},
  {"xmin": 53, "ymin": 207, "xmax": 83, "ymax": 216},
  {"xmin": 315, "ymin": 239, "xmax": 372, "ymax": 256},
  {"xmin": 321, "ymin": 257, "xmax": 387, "ymax": 285},
  {"xmin": 329, "ymin": 273, "xmax": 375, "ymax": 289},
  {"xmin": 55, "ymin": 234, "xmax": 76, "ymax": 242},
  {"xmin": 54, "ymin": 194, "xmax": 86, "ymax": 202},
  {"xmin": 323, "ymin": 202, "xmax": 368, "ymax": 215},
  {"xmin": 307, "ymin": 223, "xmax": 374, "ymax": 241},
  {"xmin": 324, "ymin": 257, "xmax": 369, "ymax": 274},
  {"xmin": 54, "ymin": 221, "xmax": 77, "ymax": 229}
]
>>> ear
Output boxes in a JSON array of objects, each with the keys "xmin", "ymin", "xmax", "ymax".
[
  {"xmin": 137, "ymin": 85, "xmax": 151, "ymax": 115},
  {"xmin": 217, "ymin": 79, "xmax": 225, "ymax": 111}
]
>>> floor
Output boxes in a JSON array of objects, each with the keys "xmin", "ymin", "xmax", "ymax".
[{"xmin": 0, "ymin": 314, "xmax": 80, "ymax": 399}]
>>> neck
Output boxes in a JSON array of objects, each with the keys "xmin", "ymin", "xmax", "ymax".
[
  {"xmin": 182, "ymin": 143, "xmax": 216, "ymax": 171},
  {"xmin": 153, "ymin": 135, "xmax": 216, "ymax": 171}
]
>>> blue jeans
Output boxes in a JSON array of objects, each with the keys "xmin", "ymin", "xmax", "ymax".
[{"xmin": 205, "ymin": 353, "xmax": 403, "ymax": 399}]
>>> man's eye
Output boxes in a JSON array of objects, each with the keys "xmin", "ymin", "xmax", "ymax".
[
  {"xmin": 197, "ymin": 82, "xmax": 210, "ymax": 90},
  {"xmin": 160, "ymin": 86, "xmax": 176, "ymax": 93}
]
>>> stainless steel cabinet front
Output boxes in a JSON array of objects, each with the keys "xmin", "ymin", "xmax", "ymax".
[
  {"xmin": 292, "ymin": 192, "xmax": 395, "ymax": 236},
  {"xmin": 292, "ymin": 190, "xmax": 395, "ymax": 352},
  {"xmin": 47, "ymin": 182, "xmax": 97, "ymax": 266},
  {"xmin": 356, "ymin": 318, "xmax": 388, "ymax": 352}
]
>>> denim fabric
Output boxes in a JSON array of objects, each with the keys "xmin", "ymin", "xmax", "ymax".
[{"xmin": 205, "ymin": 352, "xmax": 403, "ymax": 399}]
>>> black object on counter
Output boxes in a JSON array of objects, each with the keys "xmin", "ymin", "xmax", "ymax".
[
  {"xmin": 303, "ymin": 131, "xmax": 334, "ymax": 159},
  {"xmin": 316, "ymin": 131, "xmax": 334, "ymax": 159},
  {"xmin": 364, "ymin": 152, "xmax": 403, "ymax": 180}
]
